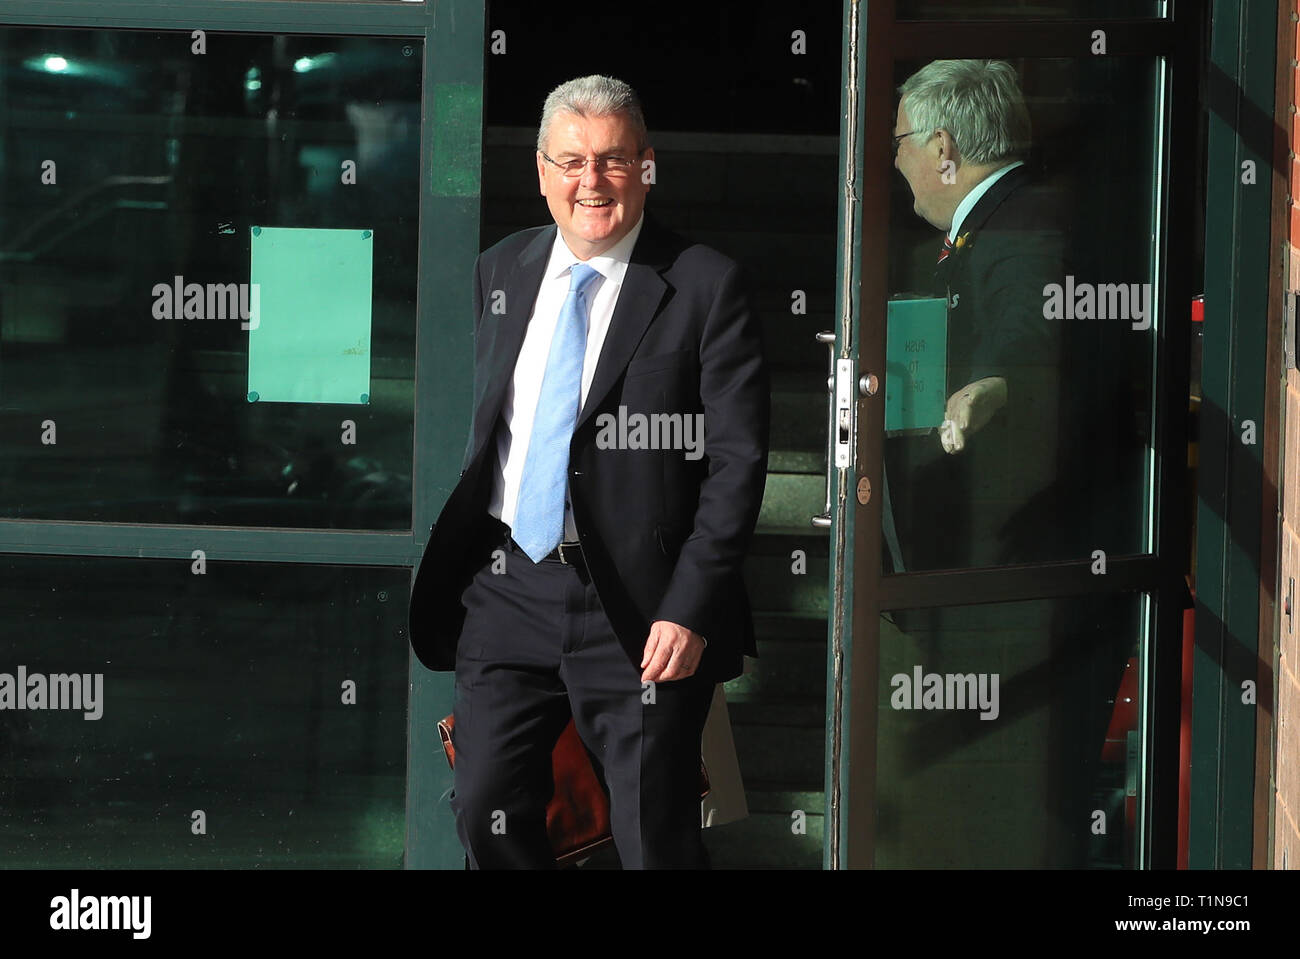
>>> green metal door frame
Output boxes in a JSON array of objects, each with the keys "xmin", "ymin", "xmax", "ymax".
[
  {"xmin": 0, "ymin": 0, "xmax": 485, "ymax": 869},
  {"xmin": 1190, "ymin": 0, "xmax": 1278, "ymax": 870},
  {"xmin": 824, "ymin": 0, "xmax": 867, "ymax": 871}
]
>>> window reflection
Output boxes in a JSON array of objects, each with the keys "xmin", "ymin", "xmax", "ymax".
[
  {"xmin": 0, "ymin": 29, "xmax": 422, "ymax": 528},
  {"xmin": 878, "ymin": 595, "xmax": 1142, "ymax": 868},
  {"xmin": 883, "ymin": 56, "xmax": 1157, "ymax": 572},
  {"xmin": 0, "ymin": 555, "xmax": 409, "ymax": 868}
]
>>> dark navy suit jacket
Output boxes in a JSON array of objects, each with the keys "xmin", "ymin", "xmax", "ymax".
[
  {"xmin": 407, "ymin": 212, "xmax": 770, "ymax": 683},
  {"xmin": 886, "ymin": 165, "xmax": 1071, "ymax": 572}
]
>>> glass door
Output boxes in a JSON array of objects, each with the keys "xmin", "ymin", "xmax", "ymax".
[{"xmin": 825, "ymin": 0, "xmax": 1200, "ymax": 868}]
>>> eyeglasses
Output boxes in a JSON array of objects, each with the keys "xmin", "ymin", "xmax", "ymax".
[
  {"xmin": 540, "ymin": 149, "xmax": 644, "ymax": 177},
  {"xmin": 891, "ymin": 130, "xmax": 914, "ymax": 157}
]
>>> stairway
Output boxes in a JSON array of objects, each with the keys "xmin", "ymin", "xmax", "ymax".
[{"xmin": 704, "ymin": 377, "xmax": 830, "ymax": 869}]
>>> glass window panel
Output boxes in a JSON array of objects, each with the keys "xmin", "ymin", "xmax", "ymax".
[
  {"xmin": 0, "ymin": 555, "xmax": 409, "ymax": 868},
  {"xmin": 883, "ymin": 56, "xmax": 1160, "ymax": 572},
  {"xmin": 0, "ymin": 27, "xmax": 422, "ymax": 529},
  {"xmin": 877, "ymin": 594, "xmax": 1144, "ymax": 867},
  {"xmin": 898, "ymin": 0, "xmax": 1165, "ymax": 19}
]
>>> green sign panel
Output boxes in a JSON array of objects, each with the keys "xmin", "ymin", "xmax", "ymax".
[
  {"xmin": 247, "ymin": 226, "xmax": 374, "ymax": 405},
  {"xmin": 885, "ymin": 296, "xmax": 947, "ymax": 432}
]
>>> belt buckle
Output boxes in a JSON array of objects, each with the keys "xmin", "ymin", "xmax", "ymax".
[{"xmin": 557, "ymin": 542, "xmax": 572, "ymax": 565}]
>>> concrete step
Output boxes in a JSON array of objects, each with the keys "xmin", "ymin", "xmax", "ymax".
[
  {"xmin": 701, "ymin": 808, "xmax": 824, "ymax": 868},
  {"xmin": 767, "ymin": 450, "xmax": 823, "ymax": 474},
  {"xmin": 743, "ymin": 786, "xmax": 826, "ymax": 815},
  {"xmin": 728, "ymin": 719, "xmax": 824, "ymax": 785},
  {"xmin": 576, "ymin": 796, "xmax": 826, "ymax": 869},
  {"xmin": 710, "ymin": 780, "xmax": 826, "ymax": 868},
  {"xmin": 728, "ymin": 695, "xmax": 823, "ymax": 721},
  {"xmin": 741, "ymin": 544, "xmax": 829, "ymax": 616},
  {"xmin": 749, "ymin": 529, "xmax": 831, "ymax": 556},
  {"xmin": 752, "ymin": 611, "xmax": 829, "ymax": 643},
  {"xmin": 725, "ymin": 636, "xmax": 826, "ymax": 703},
  {"xmin": 769, "ymin": 385, "xmax": 826, "ymax": 456},
  {"xmin": 756, "ymin": 472, "xmax": 826, "ymax": 533}
]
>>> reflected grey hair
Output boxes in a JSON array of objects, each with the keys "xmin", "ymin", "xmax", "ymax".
[
  {"xmin": 898, "ymin": 60, "xmax": 1030, "ymax": 165},
  {"xmin": 536, "ymin": 75, "xmax": 648, "ymax": 153}
]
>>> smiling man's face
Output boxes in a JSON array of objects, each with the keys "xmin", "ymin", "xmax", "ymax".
[{"xmin": 536, "ymin": 110, "xmax": 653, "ymax": 260}]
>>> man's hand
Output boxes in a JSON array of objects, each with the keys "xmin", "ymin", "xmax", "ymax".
[
  {"xmin": 641, "ymin": 621, "xmax": 705, "ymax": 683},
  {"xmin": 940, "ymin": 376, "xmax": 1007, "ymax": 454}
]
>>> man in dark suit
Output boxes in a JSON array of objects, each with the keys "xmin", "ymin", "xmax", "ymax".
[
  {"xmin": 889, "ymin": 58, "xmax": 1067, "ymax": 572},
  {"xmin": 407, "ymin": 75, "xmax": 769, "ymax": 869}
]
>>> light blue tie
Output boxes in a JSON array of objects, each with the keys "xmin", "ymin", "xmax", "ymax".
[{"xmin": 513, "ymin": 263, "xmax": 602, "ymax": 562}]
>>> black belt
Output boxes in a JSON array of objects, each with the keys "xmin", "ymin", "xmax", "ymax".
[
  {"xmin": 514, "ymin": 538, "xmax": 585, "ymax": 566},
  {"xmin": 494, "ymin": 520, "xmax": 586, "ymax": 567},
  {"xmin": 542, "ymin": 541, "xmax": 585, "ymax": 566}
]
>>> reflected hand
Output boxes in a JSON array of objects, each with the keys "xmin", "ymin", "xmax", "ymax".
[
  {"xmin": 641, "ymin": 621, "xmax": 705, "ymax": 683},
  {"xmin": 940, "ymin": 376, "xmax": 1007, "ymax": 454}
]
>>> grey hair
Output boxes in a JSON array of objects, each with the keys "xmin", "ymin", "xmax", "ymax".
[
  {"xmin": 536, "ymin": 75, "xmax": 649, "ymax": 153},
  {"xmin": 898, "ymin": 59, "xmax": 1030, "ymax": 165}
]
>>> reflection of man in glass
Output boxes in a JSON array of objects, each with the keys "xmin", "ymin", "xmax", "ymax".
[
  {"xmin": 890, "ymin": 58, "xmax": 1065, "ymax": 570},
  {"xmin": 886, "ymin": 60, "xmax": 1128, "ymax": 868}
]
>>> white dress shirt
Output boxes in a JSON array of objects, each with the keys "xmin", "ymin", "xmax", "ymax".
[
  {"xmin": 948, "ymin": 160, "xmax": 1024, "ymax": 240},
  {"xmin": 488, "ymin": 212, "xmax": 645, "ymax": 543}
]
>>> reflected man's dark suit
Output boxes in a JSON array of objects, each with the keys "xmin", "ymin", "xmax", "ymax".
[
  {"xmin": 888, "ymin": 164, "xmax": 1068, "ymax": 573},
  {"xmin": 885, "ymin": 165, "xmax": 1134, "ymax": 865}
]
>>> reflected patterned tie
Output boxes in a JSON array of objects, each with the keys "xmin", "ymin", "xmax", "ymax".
[
  {"xmin": 512, "ymin": 263, "xmax": 602, "ymax": 562},
  {"xmin": 936, "ymin": 233, "xmax": 955, "ymax": 264}
]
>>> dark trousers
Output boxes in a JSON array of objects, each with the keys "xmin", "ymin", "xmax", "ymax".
[{"xmin": 448, "ymin": 521, "xmax": 715, "ymax": 869}]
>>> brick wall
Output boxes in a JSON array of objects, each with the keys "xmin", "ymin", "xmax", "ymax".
[{"xmin": 1275, "ymin": 3, "xmax": 1300, "ymax": 871}]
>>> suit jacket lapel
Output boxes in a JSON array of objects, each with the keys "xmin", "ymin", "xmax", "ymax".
[
  {"xmin": 471, "ymin": 214, "xmax": 676, "ymax": 452},
  {"xmin": 937, "ymin": 164, "xmax": 1030, "ymax": 283},
  {"xmin": 575, "ymin": 214, "xmax": 672, "ymax": 430},
  {"xmin": 472, "ymin": 225, "xmax": 554, "ymax": 459}
]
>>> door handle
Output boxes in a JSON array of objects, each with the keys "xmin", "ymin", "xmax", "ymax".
[
  {"xmin": 812, "ymin": 332, "xmax": 872, "ymax": 528},
  {"xmin": 811, "ymin": 331, "xmax": 837, "ymax": 528}
]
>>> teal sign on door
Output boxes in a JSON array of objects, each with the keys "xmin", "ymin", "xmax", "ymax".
[{"xmin": 885, "ymin": 296, "xmax": 947, "ymax": 432}]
